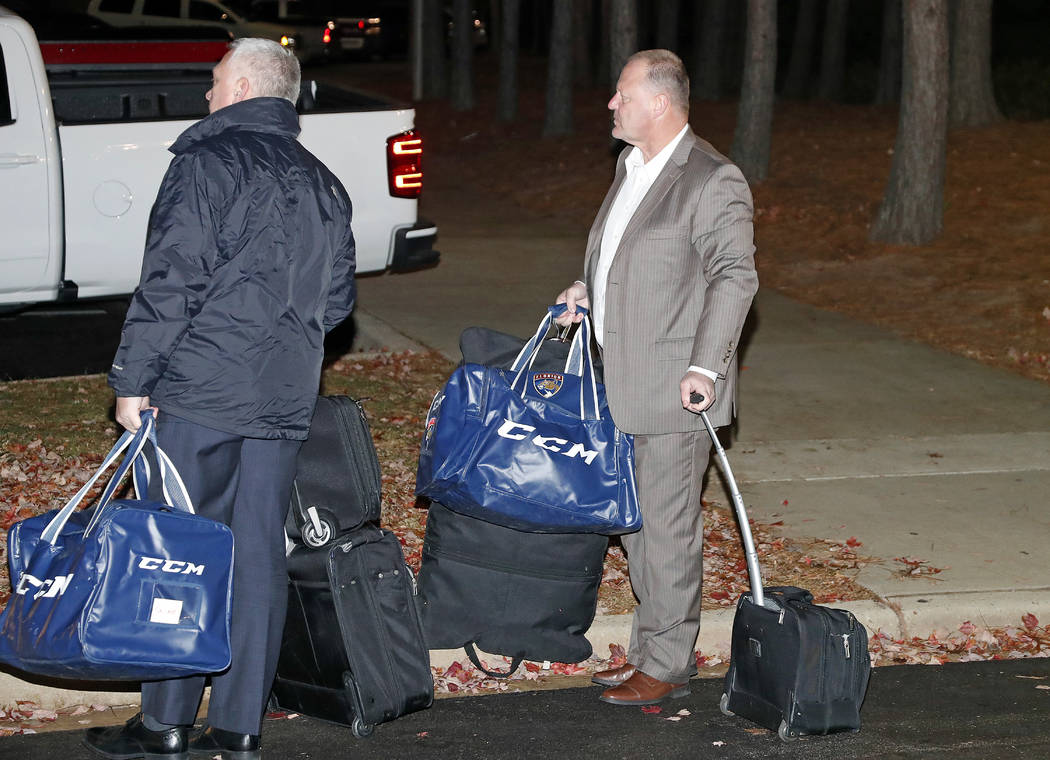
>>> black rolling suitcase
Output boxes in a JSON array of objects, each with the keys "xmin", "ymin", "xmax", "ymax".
[
  {"xmin": 703, "ymin": 411, "xmax": 871, "ymax": 741},
  {"xmin": 286, "ymin": 396, "xmax": 381, "ymax": 548},
  {"xmin": 271, "ymin": 525, "xmax": 434, "ymax": 737}
]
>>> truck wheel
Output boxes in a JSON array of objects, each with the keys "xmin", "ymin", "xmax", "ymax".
[
  {"xmin": 719, "ymin": 693, "xmax": 734, "ymax": 717},
  {"xmin": 351, "ymin": 716, "xmax": 374, "ymax": 738}
]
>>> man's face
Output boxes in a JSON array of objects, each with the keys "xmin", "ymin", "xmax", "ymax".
[
  {"xmin": 608, "ymin": 59, "xmax": 653, "ymax": 146},
  {"xmin": 206, "ymin": 53, "xmax": 244, "ymax": 114}
]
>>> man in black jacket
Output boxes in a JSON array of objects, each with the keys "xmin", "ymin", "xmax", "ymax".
[{"xmin": 84, "ymin": 38, "xmax": 355, "ymax": 760}]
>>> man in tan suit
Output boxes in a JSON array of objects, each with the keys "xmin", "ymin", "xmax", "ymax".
[{"xmin": 556, "ymin": 49, "xmax": 757, "ymax": 705}]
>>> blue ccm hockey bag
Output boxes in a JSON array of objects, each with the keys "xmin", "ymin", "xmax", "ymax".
[
  {"xmin": 416, "ymin": 305, "xmax": 640, "ymax": 534},
  {"xmin": 0, "ymin": 412, "xmax": 234, "ymax": 680}
]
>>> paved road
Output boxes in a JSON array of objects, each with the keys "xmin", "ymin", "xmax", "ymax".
[{"xmin": 7, "ymin": 659, "xmax": 1050, "ymax": 759}]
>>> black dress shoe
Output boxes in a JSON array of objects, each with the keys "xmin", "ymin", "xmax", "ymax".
[
  {"xmin": 82, "ymin": 713, "xmax": 188, "ymax": 760},
  {"xmin": 189, "ymin": 724, "xmax": 261, "ymax": 760}
]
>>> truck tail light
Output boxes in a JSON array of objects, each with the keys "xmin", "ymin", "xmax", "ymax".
[{"xmin": 387, "ymin": 131, "xmax": 423, "ymax": 199}]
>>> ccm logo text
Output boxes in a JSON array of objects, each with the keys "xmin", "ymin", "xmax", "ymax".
[
  {"xmin": 15, "ymin": 573, "xmax": 74, "ymax": 599},
  {"xmin": 139, "ymin": 557, "xmax": 206, "ymax": 575},
  {"xmin": 496, "ymin": 419, "xmax": 599, "ymax": 464}
]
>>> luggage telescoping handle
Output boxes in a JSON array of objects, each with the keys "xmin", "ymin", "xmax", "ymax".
[{"xmin": 694, "ymin": 395, "xmax": 765, "ymax": 609}]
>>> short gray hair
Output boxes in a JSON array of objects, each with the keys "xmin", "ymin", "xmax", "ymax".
[
  {"xmin": 227, "ymin": 37, "xmax": 301, "ymax": 104},
  {"xmin": 628, "ymin": 49, "xmax": 689, "ymax": 115}
]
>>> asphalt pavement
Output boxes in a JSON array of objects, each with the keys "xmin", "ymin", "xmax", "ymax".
[{"xmin": 6, "ymin": 658, "xmax": 1050, "ymax": 759}]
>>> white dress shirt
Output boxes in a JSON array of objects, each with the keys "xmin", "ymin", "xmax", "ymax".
[{"xmin": 588, "ymin": 125, "xmax": 717, "ymax": 381}]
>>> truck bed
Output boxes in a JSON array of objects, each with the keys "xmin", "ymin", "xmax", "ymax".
[{"xmin": 48, "ymin": 72, "xmax": 401, "ymax": 124}]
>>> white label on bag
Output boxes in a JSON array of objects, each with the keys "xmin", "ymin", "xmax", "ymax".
[{"xmin": 150, "ymin": 598, "xmax": 183, "ymax": 625}]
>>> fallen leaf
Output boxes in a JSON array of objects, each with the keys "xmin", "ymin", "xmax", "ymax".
[{"xmin": 641, "ymin": 705, "xmax": 662, "ymax": 714}]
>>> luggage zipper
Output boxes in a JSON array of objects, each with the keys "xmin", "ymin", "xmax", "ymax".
[
  {"xmin": 335, "ymin": 400, "xmax": 381, "ymax": 506},
  {"xmin": 336, "ymin": 545, "xmax": 405, "ymax": 721},
  {"xmin": 841, "ymin": 633, "xmax": 851, "ymax": 659},
  {"xmin": 424, "ymin": 540, "xmax": 602, "ymax": 582}
]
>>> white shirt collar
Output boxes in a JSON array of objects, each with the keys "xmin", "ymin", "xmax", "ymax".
[{"xmin": 624, "ymin": 124, "xmax": 690, "ymax": 183}]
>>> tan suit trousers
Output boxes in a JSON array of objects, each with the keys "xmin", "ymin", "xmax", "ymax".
[{"xmin": 622, "ymin": 428, "xmax": 712, "ymax": 684}]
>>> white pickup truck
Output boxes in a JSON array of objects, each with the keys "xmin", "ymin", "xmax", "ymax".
[{"xmin": 0, "ymin": 7, "xmax": 439, "ymax": 310}]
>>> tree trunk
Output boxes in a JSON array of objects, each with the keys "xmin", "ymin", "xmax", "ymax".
[
  {"xmin": 870, "ymin": 0, "xmax": 949, "ymax": 245},
  {"xmin": 692, "ymin": 0, "xmax": 729, "ymax": 100},
  {"xmin": 573, "ymin": 0, "xmax": 594, "ymax": 87},
  {"xmin": 731, "ymin": 0, "xmax": 777, "ymax": 182},
  {"xmin": 874, "ymin": 0, "xmax": 903, "ymax": 104},
  {"xmin": 608, "ymin": 0, "xmax": 638, "ymax": 90},
  {"xmin": 817, "ymin": 0, "xmax": 850, "ymax": 101},
  {"xmin": 450, "ymin": 0, "xmax": 475, "ymax": 111},
  {"xmin": 498, "ymin": 0, "xmax": 521, "ymax": 122},
  {"xmin": 721, "ymin": 0, "xmax": 747, "ymax": 95},
  {"xmin": 782, "ymin": 0, "xmax": 820, "ymax": 99},
  {"xmin": 596, "ymin": 0, "xmax": 611, "ymax": 89},
  {"xmin": 544, "ymin": 0, "xmax": 574, "ymax": 136},
  {"xmin": 656, "ymin": 0, "xmax": 681, "ymax": 51},
  {"xmin": 949, "ymin": 0, "xmax": 1002, "ymax": 127},
  {"xmin": 420, "ymin": 0, "xmax": 447, "ymax": 99}
]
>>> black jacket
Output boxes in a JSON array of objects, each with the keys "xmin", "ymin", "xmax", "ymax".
[{"xmin": 109, "ymin": 97, "xmax": 356, "ymax": 440}]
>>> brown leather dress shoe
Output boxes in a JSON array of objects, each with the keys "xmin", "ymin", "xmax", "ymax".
[
  {"xmin": 599, "ymin": 670, "xmax": 690, "ymax": 705},
  {"xmin": 592, "ymin": 662, "xmax": 636, "ymax": 687}
]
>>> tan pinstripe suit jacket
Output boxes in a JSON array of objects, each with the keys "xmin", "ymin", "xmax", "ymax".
[{"xmin": 584, "ymin": 128, "xmax": 758, "ymax": 434}]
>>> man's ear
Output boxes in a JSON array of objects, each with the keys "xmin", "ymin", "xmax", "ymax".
[
  {"xmin": 651, "ymin": 92, "xmax": 669, "ymax": 119},
  {"xmin": 235, "ymin": 76, "xmax": 250, "ymax": 101}
]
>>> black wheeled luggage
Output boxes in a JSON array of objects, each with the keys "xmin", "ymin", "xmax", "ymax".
[
  {"xmin": 701, "ymin": 411, "xmax": 871, "ymax": 741},
  {"xmin": 286, "ymin": 395, "xmax": 381, "ymax": 548},
  {"xmin": 271, "ymin": 525, "xmax": 433, "ymax": 737}
]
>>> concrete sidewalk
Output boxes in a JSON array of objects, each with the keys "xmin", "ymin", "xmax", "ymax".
[
  {"xmin": 351, "ymin": 177, "xmax": 1050, "ymax": 658},
  {"xmin": 4, "ymin": 178, "xmax": 1049, "ymax": 711}
]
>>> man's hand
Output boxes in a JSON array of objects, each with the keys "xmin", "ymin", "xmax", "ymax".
[
  {"xmin": 554, "ymin": 282, "xmax": 590, "ymax": 326},
  {"xmin": 115, "ymin": 396, "xmax": 157, "ymax": 432},
  {"xmin": 681, "ymin": 371, "xmax": 715, "ymax": 414}
]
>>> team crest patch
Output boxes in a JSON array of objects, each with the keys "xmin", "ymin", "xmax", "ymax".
[{"xmin": 532, "ymin": 372, "xmax": 564, "ymax": 398}]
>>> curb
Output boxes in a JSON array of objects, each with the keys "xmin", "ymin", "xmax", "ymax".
[
  {"xmin": 9, "ymin": 592, "xmax": 1049, "ymax": 710},
  {"xmin": 348, "ymin": 308, "xmax": 434, "ymax": 356}
]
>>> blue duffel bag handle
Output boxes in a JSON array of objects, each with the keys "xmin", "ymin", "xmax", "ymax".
[
  {"xmin": 509, "ymin": 304, "xmax": 601, "ymax": 421},
  {"xmin": 40, "ymin": 411, "xmax": 194, "ymax": 545}
]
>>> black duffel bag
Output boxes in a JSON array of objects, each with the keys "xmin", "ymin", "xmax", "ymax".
[{"xmin": 418, "ymin": 501, "xmax": 607, "ymax": 675}]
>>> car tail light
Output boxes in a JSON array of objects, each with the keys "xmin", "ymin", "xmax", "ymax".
[
  {"xmin": 387, "ymin": 131, "xmax": 423, "ymax": 199},
  {"xmin": 322, "ymin": 27, "xmax": 331, "ymax": 44}
]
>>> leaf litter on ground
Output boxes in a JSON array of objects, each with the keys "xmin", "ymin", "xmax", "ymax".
[{"xmin": 1, "ymin": 350, "xmax": 1047, "ymax": 716}]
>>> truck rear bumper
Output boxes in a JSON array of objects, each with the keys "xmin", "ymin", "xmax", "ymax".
[{"xmin": 390, "ymin": 219, "xmax": 439, "ymax": 272}]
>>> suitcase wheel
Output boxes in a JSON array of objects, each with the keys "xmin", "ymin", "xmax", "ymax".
[
  {"xmin": 718, "ymin": 693, "xmax": 734, "ymax": 717},
  {"xmin": 352, "ymin": 716, "xmax": 375, "ymax": 739},
  {"xmin": 778, "ymin": 720, "xmax": 798, "ymax": 743},
  {"xmin": 301, "ymin": 510, "xmax": 338, "ymax": 548}
]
